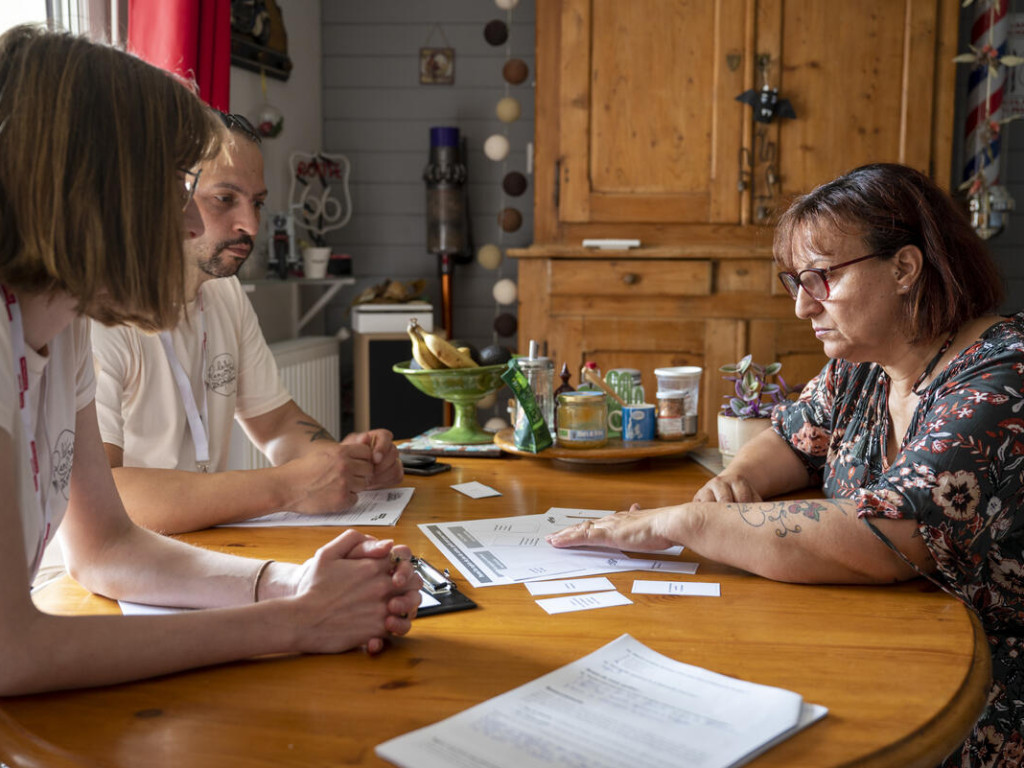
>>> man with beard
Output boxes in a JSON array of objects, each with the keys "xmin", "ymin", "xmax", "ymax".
[{"xmin": 90, "ymin": 113, "xmax": 402, "ymax": 533}]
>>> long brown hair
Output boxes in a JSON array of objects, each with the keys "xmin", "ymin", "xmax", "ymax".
[
  {"xmin": 0, "ymin": 25, "xmax": 220, "ymax": 331},
  {"xmin": 774, "ymin": 163, "xmax": 1003, "ymax": 343}
]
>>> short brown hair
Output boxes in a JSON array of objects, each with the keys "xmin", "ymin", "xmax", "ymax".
[
  {"xmin": 773, "ymin": 163, "xmax": 1003, "ymax": 343},
  {"xmin": 0, "ymin": 25, "xmax": 220, "ymax": 331}
]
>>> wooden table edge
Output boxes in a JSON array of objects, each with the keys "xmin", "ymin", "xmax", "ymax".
[{"xmin": 846, "ymin": 607, "xmax": 991, "ymax": 768}]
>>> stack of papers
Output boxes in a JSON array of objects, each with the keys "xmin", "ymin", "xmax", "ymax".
[
  {"xmin": 377, "ymin": 634, "xmax": 826, "ymax": 768},
  {"xmin": 418, "ymin": 508, "xmax": 696, "ymax": 586}
]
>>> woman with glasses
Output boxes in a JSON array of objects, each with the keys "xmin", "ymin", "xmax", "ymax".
[
  {"xmin": 0, "ymin": 25, "xmax": 419, "ymax": 697},
  {"xmin": 549, "ymin": 163, "xmax": 1022, "ymax": 767}
]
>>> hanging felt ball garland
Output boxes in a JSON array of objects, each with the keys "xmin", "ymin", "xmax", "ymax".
[{"xmin": 480, "ymin": 0, "xmax": 527, "ymax": 344}]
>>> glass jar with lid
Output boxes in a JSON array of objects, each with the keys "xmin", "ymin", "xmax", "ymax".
[{"xmin": 556, "ymin": 391, "xmax": 607, "ymax": 448}]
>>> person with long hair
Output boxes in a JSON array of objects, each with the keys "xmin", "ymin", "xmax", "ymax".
[{"xmin": 0, "ymin": 25, "xmax": 420, "ymax": 697}]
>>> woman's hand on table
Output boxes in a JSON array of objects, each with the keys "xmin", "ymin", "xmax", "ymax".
[
  {"xmin": 693, "ymin": 473, "xmax": 763, "ymax": 503},
  {"xmin": 546, "ymin": 504, "xmax": 680, "ymax": 552},
  {"xmin": 287, "ymin": 530, "xmax": 422, "ymax": 656}
]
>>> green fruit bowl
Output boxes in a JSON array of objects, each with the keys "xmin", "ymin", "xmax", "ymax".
[{"xmin": 393, "ymin": 361, "xmax": 507, "ymax": 444}]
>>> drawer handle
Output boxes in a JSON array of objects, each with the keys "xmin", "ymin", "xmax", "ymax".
[{"xmin": 621, "ymin": 273, "xmax": 639, "ymax": 286}]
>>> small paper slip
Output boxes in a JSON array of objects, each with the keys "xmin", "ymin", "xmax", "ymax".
[
  {"xmin": 633, "ymin": 580, "xmax": 721, "ymax": 597},
  {"xmin": 222, "ymin": 487, "xmax": 414, "ymax": 527},
  {"xmin": 536, "ymin": 590, "xmax": 632, "ymax": 615},
  {"xmin": 524, "ymin": 577, "xmax": 615, "ymax": 596},
  {"xmin": 450, "ymin": 481, "xmax": 501, "ymax": 499},
  {"xmin": 119, "ymin": 601, "xmax": 188, "ymax": 615}
]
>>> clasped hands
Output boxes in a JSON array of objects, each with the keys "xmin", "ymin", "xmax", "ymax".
[
  {"xmin": 284, "ymin": 429, "xmax": 403, "ymax": 514},
  {"xmin": 287, "ymin": 530, "xmax": 422, "ymax": 656}
]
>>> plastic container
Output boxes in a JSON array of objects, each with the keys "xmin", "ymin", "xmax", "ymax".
[
  {"xmin": 516, "ymin": 356, "xmax": 555, "ymax": 434},
  {"xmin": 556, "ymin": 391, "xmax": 608, "ymax": 448},
  {"xmin": 654, "ymin": 366, "xmax": 701, "ymax": 435}
]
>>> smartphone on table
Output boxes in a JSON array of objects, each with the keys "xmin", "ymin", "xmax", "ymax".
[{"xmin": 400, "ymin": 453, "xmax": 452, "ymax": 476}]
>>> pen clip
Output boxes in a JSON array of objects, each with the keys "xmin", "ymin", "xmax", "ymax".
[{"xmin": 412, "ymin": 556, "xmax": 453, "ymax": 595}]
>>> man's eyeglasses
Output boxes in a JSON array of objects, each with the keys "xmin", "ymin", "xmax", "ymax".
[
  {"xmin": 217, "ymin": 112, "xmax": 262, "ymax": 145},
  {"xmin": 181, "ymin": 167, "xmax": 202, "ymax": 211},
  {"xmin": 777, "ymin": 251, "xmax": 885, "ymax": 301}
]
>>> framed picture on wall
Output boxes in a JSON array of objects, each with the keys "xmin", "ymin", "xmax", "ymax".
[{"xmin": 420, "ymin": 47, "xmax": 455, "ymax": 85}]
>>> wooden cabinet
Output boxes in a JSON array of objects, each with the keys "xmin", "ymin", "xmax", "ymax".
[{"xmin": 515, "ymin": 0, "xmax": 959, "ymax": 440}]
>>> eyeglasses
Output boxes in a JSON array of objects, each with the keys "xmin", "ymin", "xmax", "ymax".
[
  {"xmin": 181, "ymin": 167, "xmax": 202, "ymax": 211},
  {"xmin": 777, "ymin": 251, "xmax": 885, "ymax": 301},
  {"xmin": 216, "ymin": 111, "xmax": 262, "ymax": 145}
]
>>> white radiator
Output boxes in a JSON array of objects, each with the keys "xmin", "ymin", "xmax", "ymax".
[{"xmin": 228, "ymin": 336, "xmax": 340, "ymax": 471}]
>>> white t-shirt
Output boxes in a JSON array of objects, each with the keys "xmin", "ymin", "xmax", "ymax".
[
  {"xmin": 0, "ymin": 311, "xmax": 94, "ymax": 578},
  {"xmin": 92, "ymin": 277, "xmax": 290, "ymax": 472}
]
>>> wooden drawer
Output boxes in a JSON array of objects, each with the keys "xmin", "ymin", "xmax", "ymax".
[{"xmin": 550, "ymin": 259, "xmax": 712, "ymax": 297}]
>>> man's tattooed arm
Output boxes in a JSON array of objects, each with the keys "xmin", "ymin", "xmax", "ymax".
[
  {"xmin": 734, "ymin": 500, "xmax": 847, "ymax": 538},
  {"xmin": 297, "ymin": 420, "xmax": 332, "ymax": 442}
]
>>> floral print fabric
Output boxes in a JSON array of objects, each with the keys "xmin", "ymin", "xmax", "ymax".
[{"xmin": 772, "ymin": 313, "xmax": 1024, "ymax": 768}]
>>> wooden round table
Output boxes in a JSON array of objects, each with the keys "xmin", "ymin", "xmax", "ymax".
[{"xmin": 5, "ymin": 455, "xmax": 990, "ymax": 768}]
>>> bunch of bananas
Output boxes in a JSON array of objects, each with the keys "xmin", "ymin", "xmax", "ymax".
[{"xmin": 407, "ymin": 319, "xmax": 479, "ymax": 369}]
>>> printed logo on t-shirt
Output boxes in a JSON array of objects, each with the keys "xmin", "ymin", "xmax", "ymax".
[
  {"xmin": 206, "ymin": 353, "xmax": 237, "ymax": 396},
  {"xmin": 51, "ymin": 429, "xmax": 74, "ymax": 500}
]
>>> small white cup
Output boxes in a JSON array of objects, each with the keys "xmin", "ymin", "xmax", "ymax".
[{"xmin": 302, "ymin": 247, "xmax": 331, "ymax": 279}]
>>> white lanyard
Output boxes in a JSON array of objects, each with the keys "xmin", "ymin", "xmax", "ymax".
[
  {"xmin": 2, "ymin": 285, "xmax": 54, "ymax": 572},
  {"xmin": 158, "ymin": 290, "xmax": 210, "ymax": 472}
]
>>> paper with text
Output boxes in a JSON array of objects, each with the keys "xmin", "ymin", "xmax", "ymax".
[
  {"xmin": 536, "ymin": 591, "xmax": 632, "ymax": 614},
  {"xmin": 633, "ymin": 580, "xmax": 721, "ymax": 597},
  {"xmin": 524, "ymin": 577, "xmax": 616, "ymax": 596},
  {"xmin": 376, "ymin": 634, "xmax": 827, "ymax": 768},
  {"xmin": 220, "ymin": 487, "xmax": 414, "ymax": 527},
  {"xmin": 419, "ymin": 509, "xmax": 695, "ymax": 588},
  {"xmin": 451, "ymin": 481, "xmax": 502, "ymax": 498}
]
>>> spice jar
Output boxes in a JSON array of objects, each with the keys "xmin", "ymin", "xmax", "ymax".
[
  {"xmin": 556, "ymin": 391, "xmax": 607, "ymax": 448},
  {"xmin": 656, "ymin": 390, "xmax": 686, "ymax": 441}
]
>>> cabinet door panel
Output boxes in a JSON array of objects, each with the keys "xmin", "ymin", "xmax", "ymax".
[
  {"xmin": 559, "ymin": 0, "xmax": 749, "ymax": 225},
  {"xmin": 768, "ymin": 0, "xmax": 943, "ymax": 200}
]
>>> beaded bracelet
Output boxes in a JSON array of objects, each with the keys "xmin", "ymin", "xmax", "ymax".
[{"xmin": 253, "ymin": 559, "xmax": 275, "ymax": 603}]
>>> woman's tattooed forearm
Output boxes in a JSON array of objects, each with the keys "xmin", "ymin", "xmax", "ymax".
[
  {"xmin": 734, "ymin": 500, "xmax": 844, "ymax": 538},
  {"xmin": 297, "ymin": 420, "xmax": 331, "ymax": 442}
]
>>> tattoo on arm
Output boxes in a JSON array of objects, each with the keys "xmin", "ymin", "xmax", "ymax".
[
  {"xmin": 734, "ymin": 500, "xmax": 846, "ymax": 538},
  {"xmin": 297, "ymin": 420, "xmax": 331, "ymax": 442}
]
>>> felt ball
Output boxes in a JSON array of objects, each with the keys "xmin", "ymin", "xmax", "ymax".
[
  {"xmin": 494, "ymin": 0, "xmax": 520, "ymax": 9},
  {"xmin": 494, "ymin": 313, "xmax": 518, "ymax": 337},
  {"xmin": 493, "ymin": 278, "xmax": 518, "ymax": 305},
  {"xmin": 477, "ymin": 243, "xmax": 503, "ymax": 270},
  {"xmin": 484, "ymin": 416, "xmax": 509, "ymax": 432},
  {"xmin": 498, "ymin": 207, "xmax": 523, "ymax": 232},
  {"xmin": 503, "ymin": 58, "xmax": 529, "ymax": 85},
  {"xmin": 502, "ymin": 171, "xmax": 528, "ymax": 197},
  {"xmin": 483, "ymin": 19, "xmax": 508, "ymax": 46},
  {"xmin": 476, "ymin": 391, "xmax": 498, "ymax": 409},
  {"xmin": 483, "ymin": 134, "xmax": 510, "ymax": 162},
  {"xmin": 496, "ymin": 97, "xmax": 522, "ymax": 123}
]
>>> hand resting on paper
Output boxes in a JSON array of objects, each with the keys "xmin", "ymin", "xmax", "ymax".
[{"xmin": 546, "ymin": 504, "xmax": 677, "ymax": 553}]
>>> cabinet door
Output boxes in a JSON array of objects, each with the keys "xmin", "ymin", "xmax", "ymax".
[
  {"xmin": 557, "ymin": 0, "xmax": 750, "ymax": 226},
  {"xmin": 752, "ymin": 0, "xmax": 957, "ymax": 221}
]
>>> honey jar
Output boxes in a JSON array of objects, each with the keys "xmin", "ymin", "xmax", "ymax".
[
  {"xmin": 656, "ymin": 389, "xmax": 687, "ymax": 441},
  {"xmin": 556, "ymin": 391, "xmax": 607, "ymax": 448}
]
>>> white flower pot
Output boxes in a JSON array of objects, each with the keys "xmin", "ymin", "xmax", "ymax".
[{"xmin": 717, "ymin": 413, "xmax": 772, "ymax": 467}]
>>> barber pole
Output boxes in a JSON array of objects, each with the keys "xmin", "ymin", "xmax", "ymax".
[{"xmin": 963, "ymin": 0, "xmax": 1009, "ymax": 189}]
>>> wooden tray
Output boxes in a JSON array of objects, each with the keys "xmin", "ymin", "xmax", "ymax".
[{"xmin": 494, "ymin": 428, "xmax": 706, "ymax": 465}]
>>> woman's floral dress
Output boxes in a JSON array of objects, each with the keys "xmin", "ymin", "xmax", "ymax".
[{"xmin": 773, "ymin": 314, "xmax": 1024, "ymax": 768}]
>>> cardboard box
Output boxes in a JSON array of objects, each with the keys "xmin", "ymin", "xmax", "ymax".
[{"xmin": 352, "ymin": 303, "xmax": 434, "ymax": 334}]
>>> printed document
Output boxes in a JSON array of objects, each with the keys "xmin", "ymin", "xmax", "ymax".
[
  {"xmin": 221, "ymin": 487, "xmax": 414, "ymax": 527},
  {"xmin": 376, "ymin": 634, "xmax": 827, "ymax": 768},
  {"xmin": 419, "ymin": 508, "xmax": 697, "ymax": 587}
]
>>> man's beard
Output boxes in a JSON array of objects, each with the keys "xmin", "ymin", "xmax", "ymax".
[{"xmin": 197, "ymin": 235, "xmax": 254, "ymax": 278}]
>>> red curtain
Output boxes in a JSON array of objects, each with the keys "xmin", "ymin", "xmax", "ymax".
[{"xmin": 128, "ymin": 0, "xmax": 231, "ymax": 111}]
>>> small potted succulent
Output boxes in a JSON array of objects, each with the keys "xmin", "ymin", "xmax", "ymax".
[{"xmin": 717, "ymin": 355, "xmax": 792, "ymax": 466}]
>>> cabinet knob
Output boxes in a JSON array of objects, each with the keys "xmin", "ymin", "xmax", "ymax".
[{"xmin": 621, "ymin": 272, "xmax": 639, "ymax": 286}]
